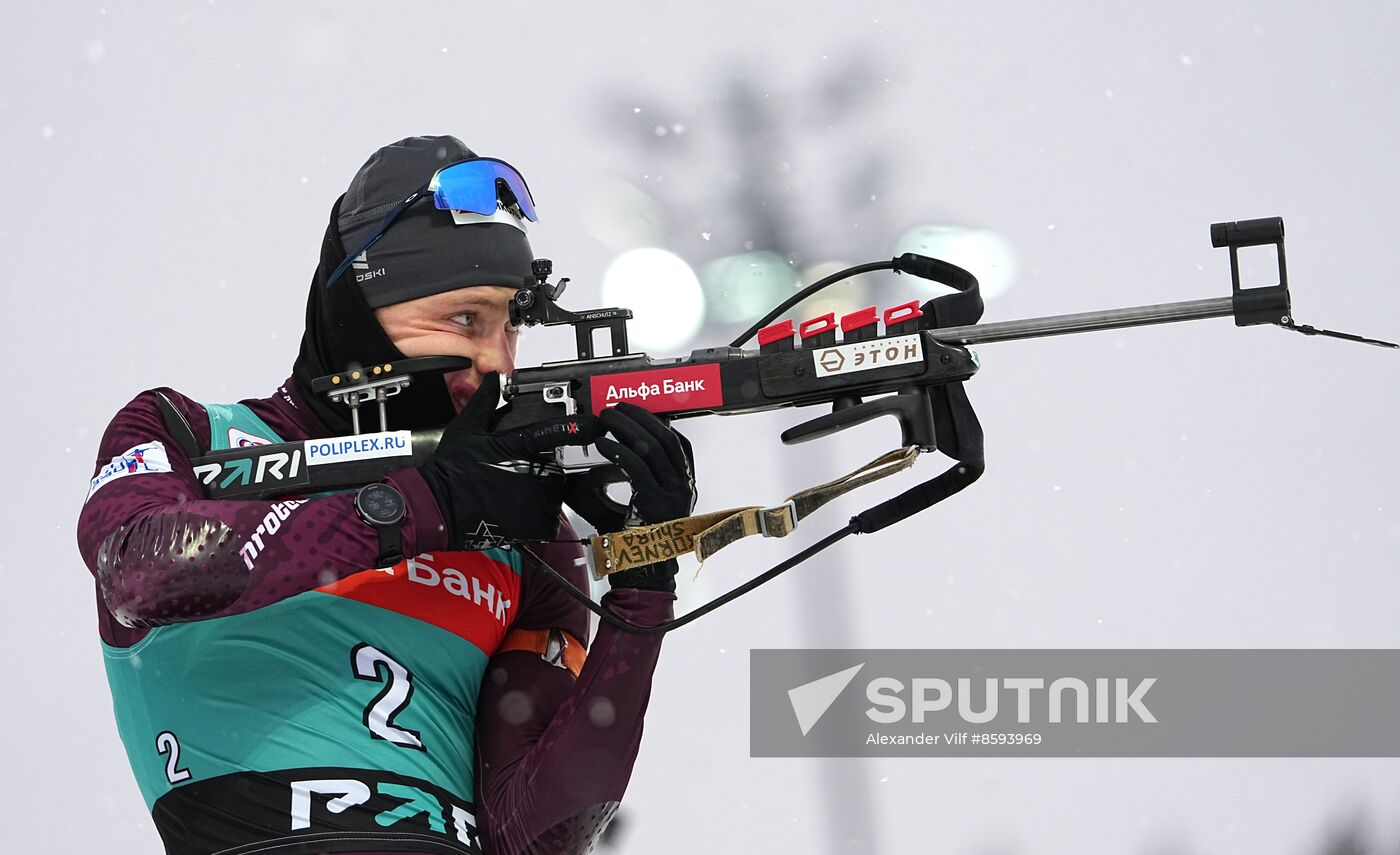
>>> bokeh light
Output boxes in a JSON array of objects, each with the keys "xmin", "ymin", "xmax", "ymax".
[
  {"xmin": 601, "ymin": 248, "xmax": 705, "ymax": 352},
  {"xmin": 790, "ymin": 261, "xmax": 874, "ymax": 323},
  {"xmin": 894, "ymin": 225, "xmax": 1018, "ymax": 300},
  {"xmin": 700, "ymin": 251, "xmax": 801, "ymax": 324}
]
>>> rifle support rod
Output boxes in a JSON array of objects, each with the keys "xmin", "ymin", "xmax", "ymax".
[{"xmin": 930, "ymin": 296, "xmax": 1237, "ymax": 346}]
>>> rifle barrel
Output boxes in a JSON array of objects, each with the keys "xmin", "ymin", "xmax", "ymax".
[{"xmin": 930, "ymin": 296, "xmax": 1238, "ymax": 346}]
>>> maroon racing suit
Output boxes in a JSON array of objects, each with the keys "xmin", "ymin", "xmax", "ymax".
[{"xmin": 78, "ymin": 377, "xmax": 672, "ymax": 855}]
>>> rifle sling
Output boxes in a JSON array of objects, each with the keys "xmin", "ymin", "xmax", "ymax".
[{"xmin": 588, "ymin": 446, "xmax": 920, "ymax": 578}]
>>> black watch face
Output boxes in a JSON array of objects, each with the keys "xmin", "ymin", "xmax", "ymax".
[{"xmin": 357, "ymin": 483, "xmax": 406, "ymax": 525}]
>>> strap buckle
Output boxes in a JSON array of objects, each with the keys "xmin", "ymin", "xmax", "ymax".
[{"xmin": 758, "ymin": 501, "xmax": 797, "ymax": 538}]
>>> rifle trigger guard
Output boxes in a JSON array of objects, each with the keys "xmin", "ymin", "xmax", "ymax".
[{"xmin": 780, "ymin": 387, "xmax": 938, "ymax": 451}]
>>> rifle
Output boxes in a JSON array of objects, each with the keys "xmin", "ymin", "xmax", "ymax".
[{"xmin": 187, "ymin": 216, "xmax": 1394, "ymax": 632}]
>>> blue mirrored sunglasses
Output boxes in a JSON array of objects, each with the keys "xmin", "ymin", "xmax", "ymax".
[{"xmin": 328, "ymin": 157, "xmax": 538, "ymax": 288}]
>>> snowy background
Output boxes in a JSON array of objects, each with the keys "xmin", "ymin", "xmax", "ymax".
[{"xmin": 3, "ymin": 1, "xmax": 1399, "ymax": 853}]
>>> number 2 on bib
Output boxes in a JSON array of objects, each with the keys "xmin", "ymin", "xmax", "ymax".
[{"xmin": 351, "ymin": 643, "xmax": 425, "ymax": 751}]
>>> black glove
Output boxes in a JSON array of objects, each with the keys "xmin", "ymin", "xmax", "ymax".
[
  {"xmin": 586, "ymin": 402, "xmax": 697, "ymax": 591},
  {"xmin": 419, "ymin": 373, "xmax": 602, "ymax": 550}
]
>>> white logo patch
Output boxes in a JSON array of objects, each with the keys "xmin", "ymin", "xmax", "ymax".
[
  {"xmin": 812, "ymin": 335, "xmax": 924, "ymax": 378},
  {"xmin": 86, "ymin": 441, "xmax": 172, "ymax": 502},
  {"xmin": 304, "ymin": 431, "xmax": 413, "ymax": 466}
]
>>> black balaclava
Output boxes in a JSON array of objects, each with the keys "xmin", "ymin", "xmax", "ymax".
[{"xmin": 292, "ymin": 136, "xmax": 535, "ymax": 434}]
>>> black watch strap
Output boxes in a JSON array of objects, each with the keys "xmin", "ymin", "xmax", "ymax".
[
  {"xmin": 356, "ymin": 483, "xmax": 407, "ymax": 569},
  {"xmin": 373, "ymin": 522, "xmax": 405, "ymax": 569}
]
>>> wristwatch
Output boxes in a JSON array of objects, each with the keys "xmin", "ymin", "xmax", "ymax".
[{"xmin": 355, "ymin": 482, "xmax": 406, "ymax": 568}]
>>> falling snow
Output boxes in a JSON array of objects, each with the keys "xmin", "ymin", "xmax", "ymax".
[{"xmin": 588, "ymin": 697, "xmax": 617, "ymax": 727}]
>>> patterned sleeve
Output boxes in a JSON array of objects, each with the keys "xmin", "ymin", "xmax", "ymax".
[
  {"xmin": 76, "ymin": 388, "xmax": 448, "ymax": 628},
  {"xmin": 474, "ymin": 531, "xmax": 673, "ymax": 855}
]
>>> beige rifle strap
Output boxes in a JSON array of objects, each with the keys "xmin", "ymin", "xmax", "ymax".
[{"xmin": 587, "ymin": 446, "xmax": 920, "ymax": 579}]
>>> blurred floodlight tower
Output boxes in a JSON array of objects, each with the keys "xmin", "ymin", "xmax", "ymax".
[
  {"xmin": 594, "ymin": 81, "xmax": 1017, "ymax": 355},
  {"xmin": 597, "ymin": 58, "xmax": 1022, "ymax": 855}
]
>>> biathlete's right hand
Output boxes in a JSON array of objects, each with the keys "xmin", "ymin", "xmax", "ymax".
[{"xmin": 418, "ymin": 373, "xmax": 602, "ymax": 550}]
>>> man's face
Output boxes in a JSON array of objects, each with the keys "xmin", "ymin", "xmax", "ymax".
[{"xmin": 374, "ymin": 285, "xmax": 521, "ymax": 413}]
